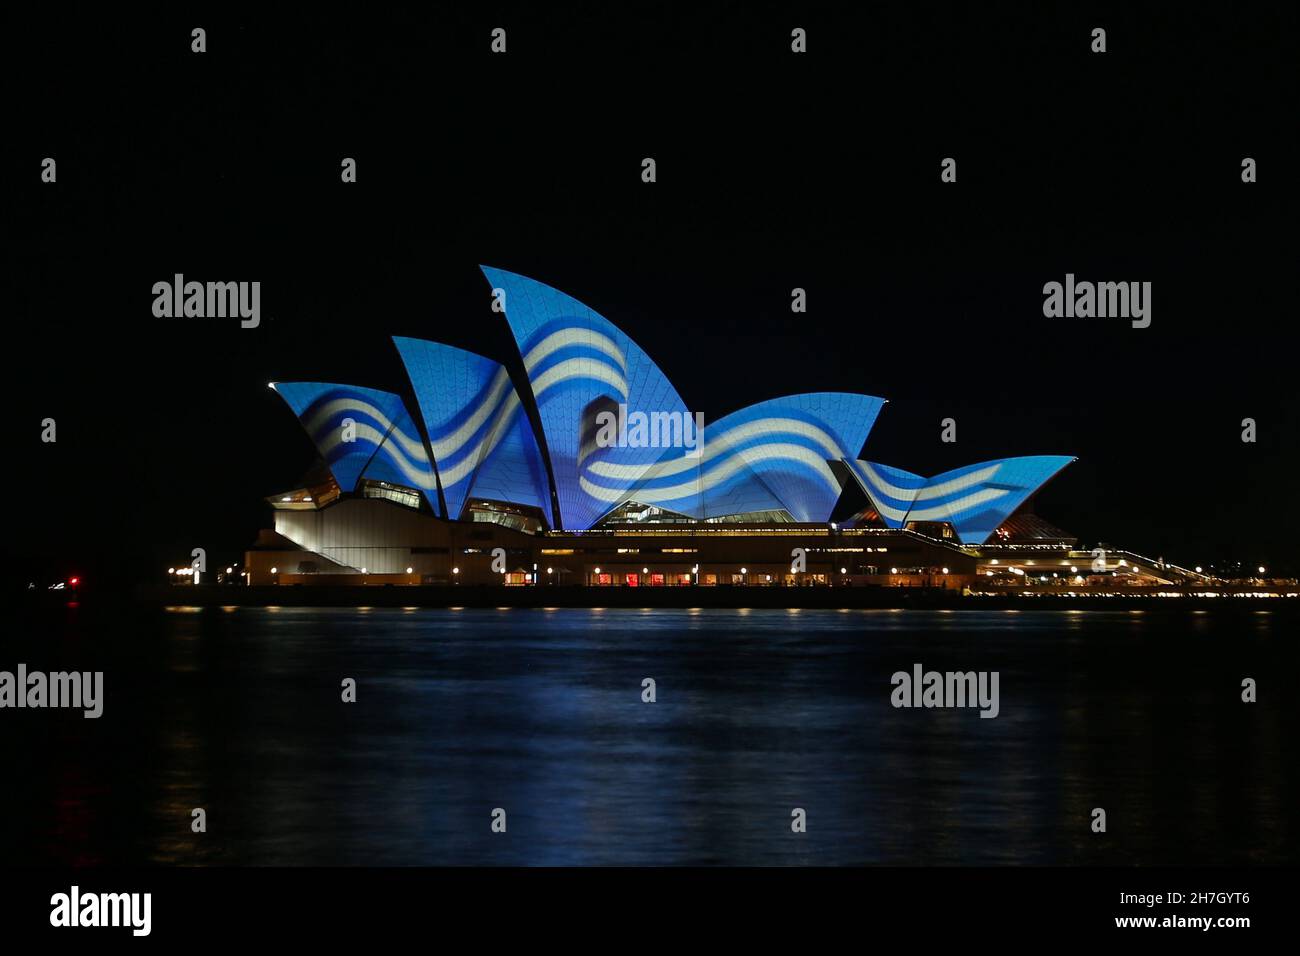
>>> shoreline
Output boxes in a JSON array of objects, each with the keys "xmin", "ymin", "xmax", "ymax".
[{"xmin": 119, "ymin": 583, "xmax": 1300, "ymax": 613}]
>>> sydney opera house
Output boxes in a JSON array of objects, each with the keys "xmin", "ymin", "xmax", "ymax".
[{"xmin": 243, "ymin": 267, "xmax": 1188, "ymax": 591}]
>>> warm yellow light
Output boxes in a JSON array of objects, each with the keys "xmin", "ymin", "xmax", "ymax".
[{"xmin": 270, "ymin": 567, "xmax": 278, "ymax": 574}]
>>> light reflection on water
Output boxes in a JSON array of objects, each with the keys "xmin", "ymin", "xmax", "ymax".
[{"xmin": 1, "ymin": 607, "xmax": 1296, "ymax": 866}]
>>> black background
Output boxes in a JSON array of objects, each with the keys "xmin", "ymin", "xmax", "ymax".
[{"xmin": 7, "ymin": 4, "xmax": 1297, "ymax": 588}]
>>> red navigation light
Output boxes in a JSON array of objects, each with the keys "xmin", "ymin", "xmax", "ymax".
[{"xmin": 69, "ymin": 577, "xmax": 80, "ymax": 586}]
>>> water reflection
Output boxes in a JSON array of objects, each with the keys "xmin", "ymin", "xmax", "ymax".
[{"xmin": 0, "ymin": 607, "xmax": 1295, "ymax": 865}]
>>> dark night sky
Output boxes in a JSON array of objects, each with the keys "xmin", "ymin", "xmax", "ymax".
[{"xmin": 7, "ymin": 5, "xmax": 1298, "ymax": 586}]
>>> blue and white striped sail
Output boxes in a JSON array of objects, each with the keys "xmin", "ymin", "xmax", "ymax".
[
  {"xmin": 483, "ymin": 265, "xmax": 696, "ymax": 530},
  {"xmin": 844, "ymin": 460, "xmax": 927, "ymax": 528},
  {"xmin": 394, "ymin": 337, "xmax": 554, "ymax": 526},
  {"xmin": 589, "ymin": 394, "xmax": 883, "ymax": 522},
  {"xmin": 849, "ymin": 455, "xmax": 1075, "ymax": 544},
  {"xmin": 270, "ymin": 382, "xmax": 437, "ymax": 499},
  {"xmin": 696, "ymin": 393, "xmax": 885, "ymax": 521},
  {"xmin": 906, "ymin": 456, "xmax": 1074, "ymax": 544}
]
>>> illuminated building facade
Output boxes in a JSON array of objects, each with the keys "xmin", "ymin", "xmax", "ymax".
[{"xmin": 246, "ymin": 267, "xmax": 1189, "ymax": 590}]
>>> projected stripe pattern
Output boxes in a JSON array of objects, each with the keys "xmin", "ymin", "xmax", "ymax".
[
  {"xmin": 270, "ymin": 382, "xmax": 436, "ymax": 499},
  {"xmin": 393, "ymin": 337, "xmax": 553, "ymax": 526},
  {"xmin": 483, "ymin": 265, "xmax": 695, "ymax": 530},
  {"xmin": 846, "ymin": 455, "xmax": 1075, "ymax": 544},
  {"xmin": 612, "ymin": 393, "xmax": 882, "ymax": 522}
]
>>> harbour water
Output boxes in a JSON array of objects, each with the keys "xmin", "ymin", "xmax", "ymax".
[{"xmin": 2, "ymin": 605, "xmax": 1295, "ymax": 866}]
